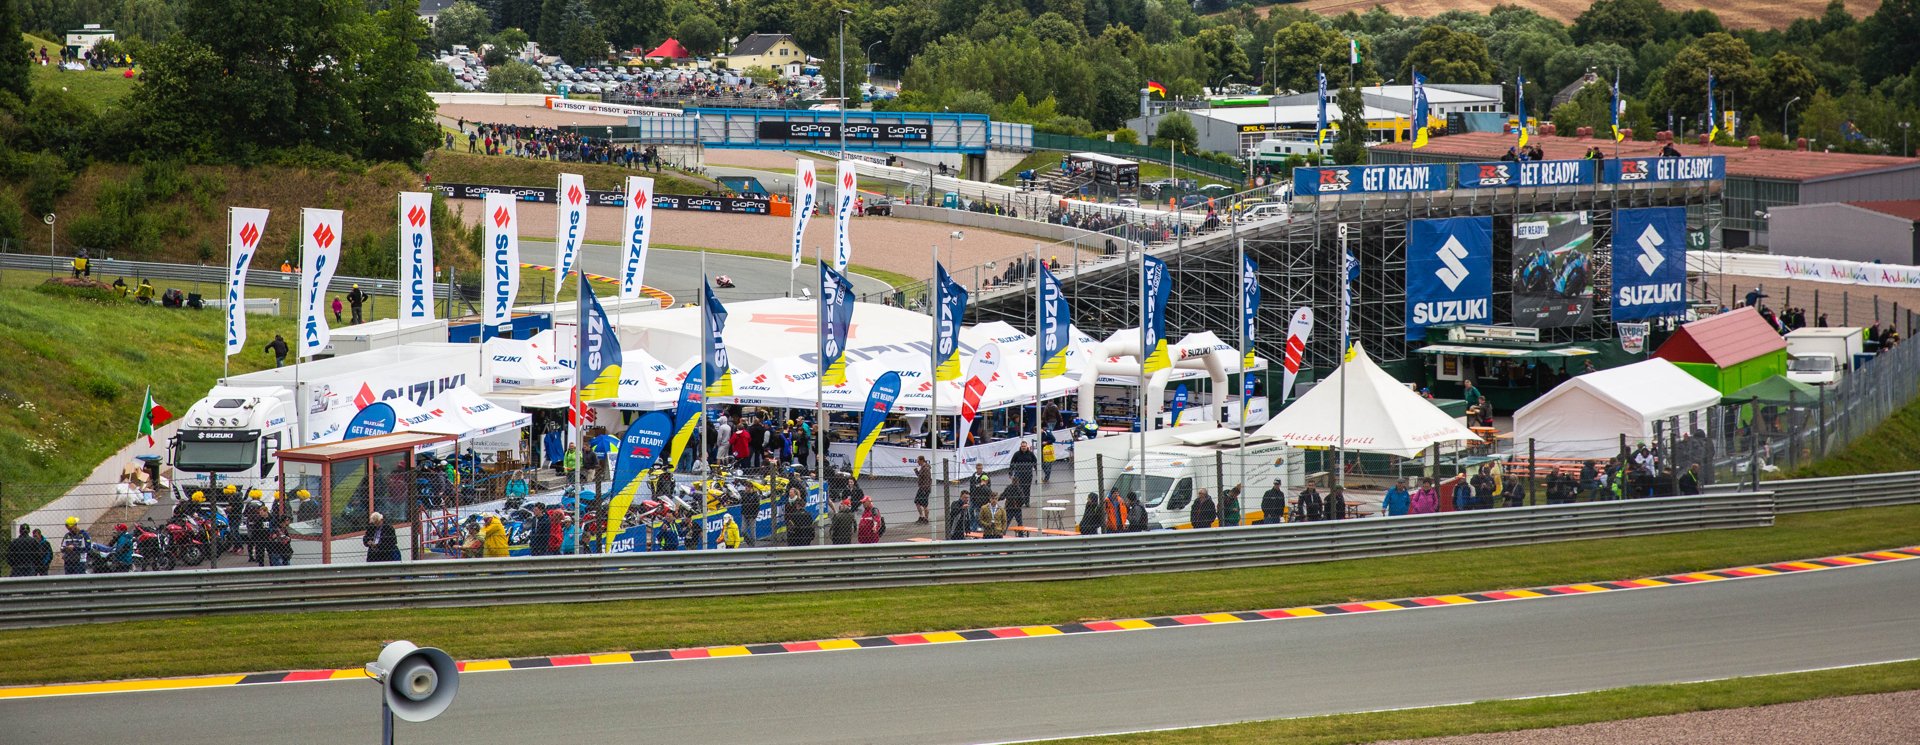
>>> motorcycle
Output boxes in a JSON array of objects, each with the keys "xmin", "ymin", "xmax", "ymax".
[
  {"xmin": 163, "ymin": 516, "xmax": 212, "ymax": 566},
  {"xmin": 131, "ymin": 524, "xmax": 174, "ymax": 572}
]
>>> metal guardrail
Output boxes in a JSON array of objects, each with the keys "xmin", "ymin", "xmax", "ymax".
[
  {"xmin": 0, "ymin": 252, "xmax": 453, "ymax": 298},
  {"xmin": 0, "ymin": 492, "xmax": 1771, "ymax": 628},
  {"xmin": 1707, "ymin": 470, "xmax": 1920, "ymax": 514}
]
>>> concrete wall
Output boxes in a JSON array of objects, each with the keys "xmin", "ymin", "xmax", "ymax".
[{"xmin": 1768, "ymin": 203, "xmax": 1919, "ymax": 264}]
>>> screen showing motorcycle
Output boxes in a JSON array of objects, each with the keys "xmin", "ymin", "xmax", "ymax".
[{"xmin": 1509, "ymin": 211, "xmax": 1594, "ymax": 328}]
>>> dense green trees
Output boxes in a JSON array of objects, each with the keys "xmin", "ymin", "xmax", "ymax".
[
  {"xmin": 0, "ymin": 0, "xmax": 31, "ymax": 108},
  {"xmin": 1403, "ymin": 26, "xmax": 1494, "ymax": 84},
  {"xmin": 433, "ymin": 1, "xmax": 494, "ymax": 52}
]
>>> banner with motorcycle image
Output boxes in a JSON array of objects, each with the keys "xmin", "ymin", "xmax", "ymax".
[
  {"xmin": 851, "ymin": 371, "xmax": 903, "ymax": 478},
  {"xmin": 1510, "ymin": 211, "xmax": 1595, "ymax": 328},
  {"xmin": 225, "ymin": 207, "xmax": 269, "ymax": 357},
  {"xmin": 604, "ymin": 410, "xmax": 672, "ymax": 553}
]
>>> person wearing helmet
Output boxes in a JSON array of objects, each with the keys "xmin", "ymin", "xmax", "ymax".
[
  {"xmin": 346, "ymin": 284, "xmax": 367, "ymax": 324},
  {"xmin": 481, "ymin": 515, "xmax": 509, "ymax": 558},
  {"xmin": 60, "ymin": 517, "xmax": 91, "ymax": 575},
  {"xmin": 191, "ymin": 490, "xmax": 206, "ymax": 503},
  {"xmin": 109, "ymin": 524, "xmax": 135, "ymax": 572}
]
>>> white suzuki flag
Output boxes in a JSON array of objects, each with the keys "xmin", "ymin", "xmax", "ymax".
[
  {"xmin": 791, "ymin": 159, "xmax": 816, "ymax": 269},
  {"xmin": 621, "ymin": 176, "xmax": 653, "ymax": 302},
  {"xmin": 397, "ymin": 192, "xmax": 435, "ymax": 322},
  {"xmin": 554, "ymin": 172, "xmax": 586, "ymax": 300},
  {"xmin": 483, "ymin": 193, "xmax": 521, "ymax": 334},
  {"xmin": 833, "ymin": 160, "xmax": 857, "ymax": 272},
  {"xmin": 299, "ymin": 208, "xmax": 344, "ymax": 358},
  {"xmin": 224, "ymin": 207, "xmax": 269, "ymax": 357}
]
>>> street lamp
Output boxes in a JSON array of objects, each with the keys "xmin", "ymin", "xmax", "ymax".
[
  {"xmin": 947, "ymin": 230, "xmax": 963, "ymax": 267},
  {"xmin": 838, "ymin": 8, "xmax": 851, "ymax": 161},
  {"xmin": 1783, "ymin": 96, "xmax": 1801, "ymax": 141},
  {"xmin": 865, "ymin": 40, "xmax": 883, "ymax": 80},
  {"xmin": 1901, "ymin": 122, "xmax": 1912, "ymax": 158}
]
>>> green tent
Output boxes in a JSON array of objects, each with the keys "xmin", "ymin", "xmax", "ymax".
[{"xmin": 1727, "ymin": 375, "xmax": 1820, "ymax": 405}]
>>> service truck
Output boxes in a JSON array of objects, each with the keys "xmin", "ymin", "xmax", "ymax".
[
  {"xmin": 1785, "ymin": 327, "xmax": 1866, "ymax": 387},
  {"xmin": 1073, "ymin": 424, "xmax": 1305, "ymax": 529},
  {"xmin": 169, "ymin": 343, "xmax": 486, "ymax": 495}
]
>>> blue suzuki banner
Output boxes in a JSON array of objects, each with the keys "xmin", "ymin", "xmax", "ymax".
[
  {"xmin": 1611, "ymin": 207, "xmax": 1689, "ymax": 320},
  {"xmin": 604, "ymin": 410, "xmax": 673, "ymax": 552},
  {"xmin": 1140, "ymin": 255, "xmax": 1170, "ymax": 375},
  {"xmin": 1455, "ymin": 159, "xmax": 1596, "ymax": 189},
  {"xmin": 1169, "ymin": 383, "xmax": 1189, "ymax": 426},
  {"xmin": 934, "ymin": 262, "xmax": 968, "ymax": 382},
  {"xmin": 1038, "ymin": 263, "xmax": 1072, "ymax": 378},
  {"xmin": 1603, "ymin": 155, "xmax": 1725, "ymax": 184},
  {"xmin": 344, "ymin": 402, "xmax": 396, "ymax": 440},
  {"xmin": 668, "ymin": 362, "xmax": 705, "ymax": 469},
  {"xmin": 1293, "ymin": 164, "xmax": 1448, "ymax": 196},
  {"xmin": 820, "ymin": 263, "xmax": 856, "ymax": 386},
  {"xmin": 1407, "ymin": 217, "xmax": 1494, "ymax": 339},
  {"xmin": 851, "ymin": 371, "xmax": 902, "ymax": 477}
]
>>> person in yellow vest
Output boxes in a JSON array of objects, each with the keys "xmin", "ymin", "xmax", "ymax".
[
  {"xmin": 481, "ymin": 515, "xmax": 509, "ymax": 557},
  {"xmin": 135, "ymin": 279, "xmax": 156, "ymax": 304}
]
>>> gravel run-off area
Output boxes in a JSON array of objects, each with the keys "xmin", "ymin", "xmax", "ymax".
[{"xmin": 1376, "ymin": 688, "xmax": 1920, "ymax": 745}]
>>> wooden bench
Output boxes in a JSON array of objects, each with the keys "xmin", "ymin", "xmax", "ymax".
[
  {"xmin": 1006, "ymin": 526, "xmax": 1042, "ymax": 538},
  {"xmin": 1039, "ymin": 528, "xmax": 1080, "ymax": 537},
  {"xmin": 906, "ymin": 537, "xmax": 933, "ymax": 543}
]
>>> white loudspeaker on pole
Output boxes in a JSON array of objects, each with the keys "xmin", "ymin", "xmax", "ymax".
[{"xmin": 366, "ymin": 641, "xmax": 459, "ymax": 743}]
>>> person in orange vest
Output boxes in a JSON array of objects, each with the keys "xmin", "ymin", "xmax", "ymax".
[{"xmin": 280, "ymin": 260, "xmax": 293, "ymax": 273}]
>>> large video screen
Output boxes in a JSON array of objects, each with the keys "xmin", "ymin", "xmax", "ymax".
[{"xmin": 1509, "ymin": 211, "xmax": 1594, "ymax": 328}]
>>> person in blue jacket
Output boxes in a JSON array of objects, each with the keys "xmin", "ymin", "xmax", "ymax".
[{"xmin": 1382, "ymin": 478, "xmax": 1411, "ymax": 517}]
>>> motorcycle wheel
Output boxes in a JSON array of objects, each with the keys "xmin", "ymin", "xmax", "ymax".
[{"xmin": 179, "ymin": 544, "xmax": 207, "ymax": 566}]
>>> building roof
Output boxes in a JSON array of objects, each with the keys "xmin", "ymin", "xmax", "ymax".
[
  {"xmin": 1188, "ymin": 103, "xmax": 1405, "ymax": 126},
  {"xmin": 1374, "ymin": 132, "xmax": 1920, "ymax": 183},
  {"xmin": 1654, "ymin": 308, "xmax": 1787, "ymax": 367},
  {"xmin": 645, "ymin": 38, "xmax": 690, "ymax": 59},
  {"xmin": 730, "ymin": 33, "xmax": 796, "ymax": 58},
  {"xmin": 1552, "ymin": 72, "xmax": 1599, "ymax": 108},
  {"xmin": 1847, "ymin": 200, "xmax": 1920, "ymax": 222},
  {"xmin": 1280, "ymin": 85, "xmax": 1498, "ymax": 105}
]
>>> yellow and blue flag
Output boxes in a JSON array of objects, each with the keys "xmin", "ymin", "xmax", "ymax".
[
  {"xmin": 1516, "ymin": 73, "xmax": 1529, "ymax": 149},
  {"xmin": 1610, "ymin": 68, "xmax": 1625, "ymax": 142},
  {"xmin": 1706, "ymin": 71, "xmax": 1720, "ymax": 142},
  {"xmin": 578, "ymin": 276, "xmax": 622, "ymax": 401},
  {"xmin": 1141, "ymin": 255, "xmax": 1171, "ymax": 375},
  {"xmin": 1411, "ymin": 71, "xmax": 1430, "ymax": 149},
  {"xmin": 667, "ymin": 363, "xmax": 706, "ymax": 470},
  {"xmin": 1038, "ymin": 263, "xmax": 1072, "ymax": 379},
  {"xmin": 702, "ymin": 280, "xmax": 732, "ymax": 397},
  {"xmin": 1316, "ymin": 69, "xmax": 1330, "ymax": 147},
  {"xmin": 820, "ymin": 264, "xmax": 855, "ymax": 386},
  {"xmin": 934, "ymin": 263, "xmax": 968, "ymax": 382},
  {"xmin": 851, "ymin": 371, "xmax": 902, "ymax": 478}
]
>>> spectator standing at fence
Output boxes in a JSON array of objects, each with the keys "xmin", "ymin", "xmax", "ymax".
[
  {"xmin": 857, "ymin": 497, "xmax": 885, "ymax": 544},
  {"xmin": 830, "ymin": 500, "xmax": 857, "ymax": 544},
  {"xmin": 1125, "ymin": 493, "xmax": 1148, "ymax": 531},
  {"xmin": 1411, "ymin": 480, "xmax": 1438, "ymax": 514},
  {"xmin": 1006, "ymin": 442, "xmax": 1036, "ymax": 526},
  {"xmin": 59, "ymin": 518, "xmax": 89, "ymax": 575},
  {"xmin": 719, "ymin": 515, "xmax": 742, "ymax": 549},
  {"xmin": 346, "ymin": 284, "xmax": 368, "ymax": 324},
  {"xmin": 364, "ymin": 513, "xmax": 400, "ymax": 562},
  {"xmin": 1078, "ymin": 491, "xmax": 1104, "ymax": 535},
  {"xmin": 968, "ymin": 465, "xmax": 993, "ymax": 530},
  {"xmin": 1221, "ymin": 486, "xmax": 1242, "ymax": 527},
  {"xmin": 912, "ymin": 456, "xmax": 932, "ymax": 524},
  {"xmin": 1383, "ymin": 479, "xmax": 1410, "ymax": 516},
  {"xmin": 481, "ymin": 515, "xmax": 508, "ymax": 557},
  {"xmin": 978, "ymin": 492, "xmax": 1008, "ymax": 539},
  {"xmin": 267, "ymin": 517, "xmax": 293, "ymax": 566},
  {"xmin": 1324, "ymin": 485, "xmax": 1347, "ymax": 521},
  {"xmin": 1102, "ymin": 489, "xmax": 1127, "ymax": 534},
  {"xmin": 1040, "ymin": 429, "xmax": 1057, "ymax": 483},
  {"xmin": 1260, "ymin": 480, "xmax": 1287, "ymax": 524},
  {"xmin": 786, "ymin": 496, "xmax": 816, "ymax": 546},
  {"xmin": 1189, "ymin": 488, "xmax": 1217, "ymax": 529},
  {"xmin": 6, "ymin": 525, "xmax": 38, "ymax": 577}
]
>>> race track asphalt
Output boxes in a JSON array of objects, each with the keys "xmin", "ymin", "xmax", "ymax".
[
  {"xmin": 7, "ymin": 557, "xmax": 1917, "ymax": 744},
  {"xmin": 523, "ymin": 238, "xmax": 893, "ymax": 305}
]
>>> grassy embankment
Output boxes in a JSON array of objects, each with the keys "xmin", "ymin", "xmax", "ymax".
[
  {"xmin": 1791, "ymin": 394, "xmax": 1920, "ymax": 478},
  {"xmin": 1, "ymin": 504, "xmax": 1915, "ymax": 686},
  {"xmin": 22, "ymin": 33, "xmax": 134, "ymax": 112}
]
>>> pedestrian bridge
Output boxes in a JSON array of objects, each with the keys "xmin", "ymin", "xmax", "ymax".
[{"xmin": 590, "ymin": 108, "xmax": 1034, "ymax": 155}]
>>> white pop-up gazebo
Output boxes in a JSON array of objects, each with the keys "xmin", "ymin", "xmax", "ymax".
[
  {"xmin": 1253, "ymin": 344, "xmax": 1481, "ymax": 457},
  {"xmin": 1512, "ymin": 358, "xmax": 1722, "ymax": 458}
]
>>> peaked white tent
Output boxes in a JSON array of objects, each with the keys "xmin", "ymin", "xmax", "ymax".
[
  {"xmin": 431, "ymin": 387, "xmax": 533, "ymax": 439},
  {"xmin": 1253, "ymin": 344, "xmax": 1481, "ymax": 457},
  {"xmin": 1513, "ymin": 358, "xmax": 1722, "ymax": 458},
  {"xmin": 484, "ymin": 332, "xmax": 572, "ymax": 388}
]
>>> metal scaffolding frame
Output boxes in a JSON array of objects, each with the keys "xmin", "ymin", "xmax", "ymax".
[{"xmin": 972, "ymin": 181, "xmax": 1722, "ymax": 378}]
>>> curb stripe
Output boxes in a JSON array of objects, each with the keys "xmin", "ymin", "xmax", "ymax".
[{"xmin": 6, "ymin": 545, "xmax": 1918, "ymax": 701}]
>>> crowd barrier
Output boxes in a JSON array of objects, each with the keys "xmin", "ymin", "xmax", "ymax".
[{"xmin": 0, "ymin": 491, "xmax": 1773, "ymax": 628}]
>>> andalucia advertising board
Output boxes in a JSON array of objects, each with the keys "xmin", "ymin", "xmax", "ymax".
[
  {"xmin": 1406, "ymin": 216, "xmax": 1494, "ymax": 339},
  {"xmin": 1611, "ymin": 207, "xmax": 1689, "ymax": 320}
]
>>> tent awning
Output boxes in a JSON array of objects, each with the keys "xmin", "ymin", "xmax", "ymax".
[
  {"xmin": 1414, "ymin": 344, "xmax": 1597, "ymax": 359},
  {"xmin": 1728, "ymin": 375, "xmax": 1821, "ymax": 405},
  {"xmin": 1252, "ymin": 344, "xmax": 1482, "ymax": 458}
]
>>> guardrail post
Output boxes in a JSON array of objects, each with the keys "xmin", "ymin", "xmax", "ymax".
[{"xmin": 1527, "ymin": 439, "xmax": 1536, "ymax": 506}]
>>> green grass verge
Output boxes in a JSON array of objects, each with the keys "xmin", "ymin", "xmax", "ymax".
[
  {"xmin": 1791, "ymin": 393, "xmax": 1920, "ymax": 478},
  {"xmin": 1048, "ymin": 658, "xmax": 1920, "ymax": 744},
  {"xmin": 2, "ymin": 505, "xmax": 1916, "ymax": 687},
  {"xmin": 24, "ymin": 34, "xmax": 136, "ymax": 112},
  {"xmin": 420, "ymin": 149, "xmax": 712, "ymax": 194}
]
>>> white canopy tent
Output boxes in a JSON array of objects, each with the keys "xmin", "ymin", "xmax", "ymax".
[
  {"xmin": 430, "ymin": 387, "xmax": 533, "ymax": 439},
  {"xmin": 483, "ymin": 332, "xmax": 573, "ymax": 388},
  {"xmin": 1513, "ymin": 359, "xmax": 1723, "ymax": 458},
  {"xmin": 606, "ymin": 347, "xmax": 686, "ymax": 411},
  {"xmin": 1253, "ymin": 344, "xmax": 1481, "ymax": 458}
]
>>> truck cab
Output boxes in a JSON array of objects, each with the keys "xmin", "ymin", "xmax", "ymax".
[
  {"xmin": 1099, "ymin": 434, "xmax": 1301, "ymax": 529},
  {"xmin": 1786, "ymin": 353, "xmax": 1841, "ymax": 387},
  {"xmin": 171, "ymin": 386, "xmax": 295, "ymax": 495}
]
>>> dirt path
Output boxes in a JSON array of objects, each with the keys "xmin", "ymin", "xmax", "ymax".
[{"xmin": 1376, "ymin": 688, "xmax": 1920, "ymax": 744}]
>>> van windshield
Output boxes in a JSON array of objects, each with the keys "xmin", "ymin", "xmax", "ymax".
[
  {"xmin": 1789, "ymin": 356, "xmax": 1835, "ymax": 372},
  {"xmin": 1110, "ymin": 473, "xmax": 1175, "ymax": 507}
]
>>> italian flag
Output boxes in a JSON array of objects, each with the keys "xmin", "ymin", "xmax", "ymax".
[{"xmin": 138, "ymin": 386, "xmax": 172, "ymax": 446}]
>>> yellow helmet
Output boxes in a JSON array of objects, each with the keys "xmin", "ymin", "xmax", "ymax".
[
  {"xmin": 296, "ymin": 489, "xmax": 311, "ymax": 499},
  {"xmin": 222, "ymin": 484, "xmax": 237, "ymax": 495},
  {"xmin": 247, "ymin": 489, "xmax": 262, "ymax": 499},
  {"xmin": 191, "ymin": 491, "xmax": 206, "ymax": 502},
  {"xmin": 66, "ymin": 516, "xmax": 79, "ymax": 527}
]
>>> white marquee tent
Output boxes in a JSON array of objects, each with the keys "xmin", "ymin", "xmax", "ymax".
[
  {"xmin": 1253, "ymin": 344, "xmax": 1481, "ymax": 458},
  {"xmin": 1513, "ymin": 358, "xmax": 1723, "ymax": 458}
]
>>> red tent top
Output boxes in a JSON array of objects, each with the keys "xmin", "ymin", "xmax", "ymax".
[
  {"xmin": 1653, "ymin": 307, "xmax": 1786, "ymax": 367},
  {"xmin": 645, "ymin": 38, "xmax": 690, "ymax": 59}
]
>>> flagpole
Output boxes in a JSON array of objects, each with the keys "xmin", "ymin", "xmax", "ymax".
[
  {"xmin": 1236, "ymin": 233, "xmax": 1247, "ymax": 495},
  {"xmin": 224, "ymin": 207, "xmax": 233, "ymax": 382},
  {"xmin": 815, "ymin": 244, "xmax": 826, "ymax": 505},
  {"xmin": 1337, "ymin": 230, "xmax": 1349, "ymax": 493},
  {"xmin": 699, "ymin": 251, "xmax": 711, "ymax": 551},
  {"xmin": 929, "ymin": 245, "xmax": 941, "ymax": 486},
  {"xmin": 1136, "ymin": 239, "xmax": 1147, "ymax": 482},
  {"xmin": 1033, "ymin": 243, "xmax": 1043, "ymax": 459},
  {"xmin": 571, "ymin": 266, "xmax": 585, "ymax": 552}
]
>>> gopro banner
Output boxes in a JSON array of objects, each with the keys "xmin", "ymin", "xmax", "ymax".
[
  {"xmin": 1293, "ymin": 164, "xmax": 1447, "ymax": 196},
  {"xmin": 482, "ymin": 193, "xmax": 520, "ymax": 335},
  {"xmin": 343, "ymin": 402, "xmax": 397, "ymax": 440},
  {"xmin": 225, "ymin": 207, "xmax": 268, "ymax": 357},
  {"xmin": 620, "ymin": 176, "xmax": 653, "ymax": 302},
  {"xmin": 1604, "ymin": 156, "xmax": 1725, "ymax": 184},
  {"xmin": 1611, "ymin": 207, "xmax": 1689, "ymax": 320},
  {"xmin": 851, "ymin": 371, "xmax": 902, "ymax": 478},
  {"xmin": 299, "ymin": 208, "xmax": 344, "ymax": 357},
  {"xmin": 554, "ymin": 173, "xmax": 586, "ymax": 300},
  {"xmin": 1456, "ymin": 159, "xmax": 1596, "ymax": 189},
  {"xmin": 397, "ymin": 193, "xmax": 434, "ymax": 321},
  {"xmin": 604, "ymin": 410, "xmax": 672, "ymax": 553},
  {"xmin": 1406, "ymin": 216, "xmax": 1493, "ymax": 340}
]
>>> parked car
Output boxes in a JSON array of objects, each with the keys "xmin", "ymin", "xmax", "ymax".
[{"xmin": 863, "ymin": 198, "xmax": 893, "ymax": 217}]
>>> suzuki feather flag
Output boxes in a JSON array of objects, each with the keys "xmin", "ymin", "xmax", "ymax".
[
  {"xmin": 792, "ymin": 159, "xmax": 817, "ymax": 269},
  {"xmin": 1610, "ymin": 69, "xmax": 1625, "ymax": 143},
  {"xmin": 1169, "ymin": 384, "xmax": 1189, "ymax": 426},
  {"xmin": 852, "ymin": 371, "xmax": 902, "ymax": 477},
  {"xmin": 299, "ymin": 208, "xmax": 344, "ymax": 358},
  {"xmin": 483, "ymin": 193, "xmax": 520, "ymax": 336},
  {"xmin": 1407, "ymin": 217, "xmax": 1494, "ymax": 340},
  {"xmin": 397, "ymin": 193, "xmax": 434, "ymax": 322},
  {"xmin": 1038, "ymin": 263, "xmax": 1072, "ymax": 379},
  {"xmin": 620, "ymin": 176, "xmax": 652, "ymax": 302},
  {"xmin": 1515, "ymin": 73, "xmax": 1529, "ymax": 149},
  {"xmin": 832, "ymin": 160, "xmax": 857, "ymax": 271},
  {"xmin": 958, "ymin": 343, "xmax": 1000, "ymax": 448},
  {"xmin": 934, "ymin": 263, "xmax": 968, "ymax": 381},
  {"xmin": 668, "ymin": 363, "xmax": 706, "ymax": 469},
  {"xmin": 605, "ymin": 410, "xmax": 673, "ymax": 552},
  {"xmin": 578, "ymin": 279, "xmax": 623, "ymax": 401},
  {"xmin": 224, "ymin": 207, "xmax": 268, "ymax": 357},
  {"xmin": 1316, "ymin": 69, "xmax": 1330, "ymax": 146},
  {"xmin": 820, "ymin": 264, "xmax": 856, "ymax": 386},
  {"xmin": 1240, "ymin": 254, "xmax": 1259, "ymax": 370},
  {"xmin": 1340, "ymin": 247, "xmax": 1358, "ymax": 354},
  {"xmin": 555, "ymin": 173, "xmax": 587, "ymax": 300},
  {"xmin": 1611, "ymin": 207, "xmax": 1688, "ymax": 321},
  {"xmin": 1141, "ymin": 255, "xmax": 1171, "ymax": 375},
  {"xmin": 703, "ymin": 280, "xmax": 733, "ymax": 397},
  {"xmin": 1411, "ymin": 71, "xmax": 1430, "ymax": 149},
  {"xmin": 1706, "ymin": 71, "xmax": 1720, "ymax": 143},
  {"xmin": 1281, "ymin": 307, "xmax": 1314, "ymax": 403}
]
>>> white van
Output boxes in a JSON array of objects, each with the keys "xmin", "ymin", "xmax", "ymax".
[{"xmin": 1075, "ymin": 425, "xmax": 1304, "ymax": 529}]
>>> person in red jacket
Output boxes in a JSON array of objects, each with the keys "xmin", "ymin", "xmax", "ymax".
[
  {"xmin": 547, "ymin": 505, "xmax": 567, "ymax": 554},
  {"xmin": 729, "ymin": 427, "xmax": 751, "ymax": 466},
  {"xmin": 856, "ymin": 496, "xmax": 885, "ymax": 544}
]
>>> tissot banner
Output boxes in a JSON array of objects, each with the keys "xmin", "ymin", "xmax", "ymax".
[
  {"xmin": 1611, "ymin": 207, "xmax": 1689, "ymax": 321},
  {"xmin": 1406, "ymin": 216, "xmax": 1493, "ymax": 340},
  {"xmin": 397, "ymin": 193, "xmax": 434, "ymax": 321},
  {"xmin": 225, "ymin": 207, "xmax": 268, "ymax": 357}
]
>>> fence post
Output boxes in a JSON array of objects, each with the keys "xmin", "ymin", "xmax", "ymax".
[
  {"xmin": 1527, "ymin": 438, "xmax": 1537, "ymax": 506},
  {"xmin": 940, "ymin": 459, "xmax": 950, "ymax": 541},
  {"xmin": 1096, "ymin": 453, "xmax": 1105, "ymax": 501},
  {"xmin": 1787, "ymin": 390, "xmax": 1799, "ymax": 473},
  {"xmin": 1749, "ymin": 425, "xmax": 1761, "ymax": 493}
]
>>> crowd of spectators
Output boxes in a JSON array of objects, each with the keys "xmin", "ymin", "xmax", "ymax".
[{"xmin": 451, "ymin": 119, "xmax": 669, "ymax": 171}]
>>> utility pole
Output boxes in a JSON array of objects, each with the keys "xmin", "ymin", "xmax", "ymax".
[{"xmin": 838, "ymin": 8, "xmax": 851, "ymax": 161}]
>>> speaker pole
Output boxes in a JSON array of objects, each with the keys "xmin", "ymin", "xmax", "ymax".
[{"xmin": 380, "ymin": 699, "xmax": 395, "ymax": 745}]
